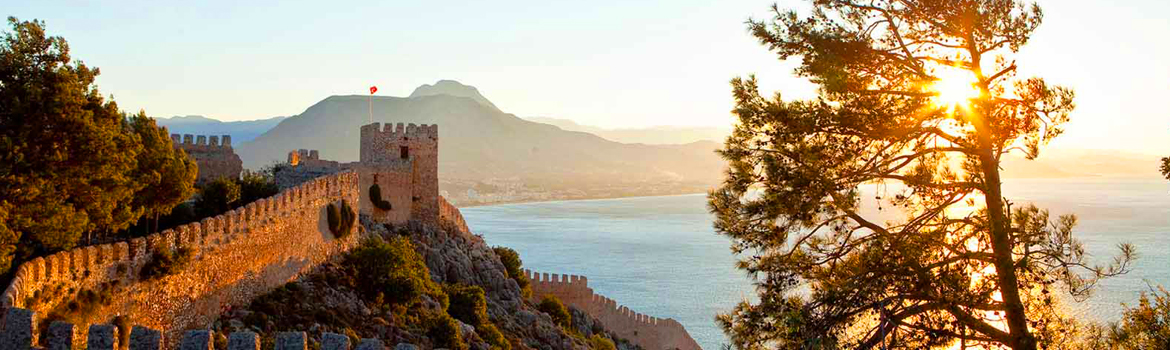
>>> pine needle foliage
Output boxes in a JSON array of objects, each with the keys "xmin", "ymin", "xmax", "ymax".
[{"xmin": 709, "ymin": 2, "xmax": 1134, "ymax": 349}]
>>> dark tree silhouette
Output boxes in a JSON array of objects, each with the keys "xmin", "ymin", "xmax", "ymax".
[
  {"xmin": 709, "ymin": 2, "xmax": 1133, "ymax": 349},
  {"xmin": 1160, "ymin": 156, "xmax": 1169, "ymax": 181}
]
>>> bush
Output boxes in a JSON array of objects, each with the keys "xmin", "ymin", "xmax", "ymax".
[
  {"xmin": 342, "ymin": 237, "xmax": 441, "ymax": 306},
  {"xmin": 538, "ymin": 295, "xmax": 572, "ymax": 328},
  {"xmin": 238, "ymin": 171, "xmax": 279, "ymax": 205},
  {"xmin": 427, "ymin": 314, "xmax": 467, "ymax": 350},
  {"xmin": 194, "ymin": 177, "xmax": 240, "ymax": 218},
  {"xmin": 479, "ymin": 322, "xmax": 511, "ymax": 350},
  {"xmin": 340, "ymin": 200, "xmax": 355, "ymax": 237},
  {"xmin": 369, "ymin": 184, "xmax": 392, "ymax": 210},
  {"xmin": 139, "ymin": 246, "xmax": 194, "ymax": 280},
  {"xmin": 327, "ymin": 200, "xmax": 357, "ymax": 238},
  {"xmin": 327, "ymin": 203, "xmax": 341, "ymax": 233},
  {"xmin": 114, "ymin": 315, "xmax": 132, "ymax": 349},
  {"xmin": 492, "ymin": 247, "xmax": 530, "ymax": 294},
  {"xmin": 589, "ymin": 334, "xmax": 616, "ymax": 350},
  {"xmin": 445, "ymin": 284, "xmax": 488, "ymax": 327}
]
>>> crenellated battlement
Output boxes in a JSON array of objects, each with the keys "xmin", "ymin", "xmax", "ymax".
[
  {"xmin": 358, "ymin": 122, "xmax": 440, "ymax": 228},
  {"xmin": 359, "ymin": 122, "xmax": 438, "ymax": 145},
  {"xmin": 170, "ymin": 134, "xmax": 233, "ymax": 148},
  {"xmin": 169, "ymin": 133, "xmax": 243, "ymax": 184},
  {"xmin": 0, "ymin": 307, "xmax": 387, "ymax": 350},
  {"xmin": 1, "ymin": 171, "xmax": 361, "ymax": 348},
  {"xmin": 523, "ymin": 269, "xmax": 702, "ymax": 350}
]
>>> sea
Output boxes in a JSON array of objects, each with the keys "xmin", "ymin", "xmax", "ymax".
[{"xmin": 460, "ymin": 177, "xmax": 1170, "ymax": 350}]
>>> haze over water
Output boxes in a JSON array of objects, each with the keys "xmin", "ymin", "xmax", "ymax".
[{"xmin": 463, "ymin": 177, "xmax": 1170, "ymax": 349}]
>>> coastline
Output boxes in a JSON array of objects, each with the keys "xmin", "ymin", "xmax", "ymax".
[{"xmin": 454, "ymin": 191, "xmax": 710, "ymax": 208}]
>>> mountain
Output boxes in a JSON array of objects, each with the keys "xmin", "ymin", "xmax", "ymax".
[
  {"xmin": 408, "ymin": 79, "xmax": 500, "ymax": 112},
  {"xmin": 1000, "ymin": 148, "xmax": 1164, "ymax": 179},
  {"xmin": 236, "ymin": 81, "xmax": 725, "ymax": 198},
  {"xmin": 155, "ymin": 115, "xmax": 287, "ymax": 145},
  {"xmin": 527, "ymin": 117, "xmax": 731, "ymax": 145}
]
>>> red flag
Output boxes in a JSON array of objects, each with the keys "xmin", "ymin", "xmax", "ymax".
[{"xmin": 369, "ymin": 86, "xmax": 378, "ymax": 94}]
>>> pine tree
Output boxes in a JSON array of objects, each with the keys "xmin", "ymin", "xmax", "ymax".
[
  {"xmin": 709, "ymin": 2, "xmax": 1134, "ymax": 349},
  {"xmin": 0, "ymin": 17, "xmax": 146, "ymax": 273},
  {"xmin": 129, "ymin": 112, "xmax": 198, "ymax": 233}
]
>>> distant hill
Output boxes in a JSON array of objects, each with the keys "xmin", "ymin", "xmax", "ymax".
[
  {"xmin": 155, "ymin": 115, "xmax": 287, "ymax": 145},
  {"xmin": 235, "ymin": 81, "xmax": 725, "ymax": 190},
  {"xmin": 527, "ymin": 117, "xmax": 731, "ymax": 145},
  {"xmin": 1000, "ymin": 148, "xmax": 1164, "ymax": 179},
  {"xmin": 408, "ymin": 80, "xmax": 500, "ymax": 112}
]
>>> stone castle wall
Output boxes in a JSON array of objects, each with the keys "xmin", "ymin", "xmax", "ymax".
[
  {"xmin": 524, "ymin": 269, "xmax": 702, "ymax": 350},
  {"xmin": 288, "ymin": 149, "xmax": 341, "ymax": 170},
  {"xmin": 0, "ymin": 308, "xmax": 386, "ymax": 350},
  {"xmin": 358, "ymin": 123, "xmax": 440, "ymax": 227},
  {"xmin": 1, "ymin": 172, "xmax": 361, "ymax": 347},
  {"xmin": 170, "ymin": 133, "xmax": 243, "ymax": 184},
  {"xmin": 277, "ymin": 149, "xmax": 346, "ymax": 189}
]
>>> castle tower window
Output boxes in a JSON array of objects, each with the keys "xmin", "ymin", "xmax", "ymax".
[{"xmin": 400, "ymin": 146, "xmax": 409, "ymax": 159}]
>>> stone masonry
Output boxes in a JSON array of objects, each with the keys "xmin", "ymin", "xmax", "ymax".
[
  {"xmin": 279, "ymin": 123, "xmax": 441, "ymax": 229},
  {"xmin": 525, "ymin": 269, "xmax": 702, "ymax": 350},
  {"xmin": 170, "ymin": 133, "xmax": 244, "ymax": 185},
  {"xmin": 0, "ymin": 123, "xmax": 703, "ymax": 350},
  {"xmin": 277, "ymin": 149, "xmax": 345, "ymax": 189},
  {"xmin": 0, "ymin": 308, "xmax": 388, "ymax": 350},
  {"xmin": 1, "ymin": 172, "xmax": 360, "ymax": 348},
  {"xmin": 357, "ymin": 123, "xmax": 440, "ymax": 227}
]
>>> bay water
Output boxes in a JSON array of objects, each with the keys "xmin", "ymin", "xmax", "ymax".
[{"xmin": 460, "ymin": 177, "xmax": 1170, "ymax": 349}]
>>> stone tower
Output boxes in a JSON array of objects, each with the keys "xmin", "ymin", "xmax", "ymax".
[{"xmin": 358, "ymin": 122, "xmax": 439, "ymax": 226}]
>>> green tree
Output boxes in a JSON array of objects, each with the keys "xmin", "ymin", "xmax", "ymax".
[
  {"xmin": 493, "ymin": 246, "xmax": 531, "ymax": 294},
  {"xmin": 238, "ymin": 171, "xmax": 279, "ymax": 205},
  {"xmin": 129, "ymin": 112, "xmax": 197, "ymax": 233},
  {"xmin": 708, "ymin": 2, "xmax": 1133, "ymax": 349},
  {"xmin": 1100, "ymin": 287, "xmax": 1170, "ymax": 349},
  {"xmin": 0, "ymin": 17, "xmax": 146, "ymax": 274},
  {"xmin": 1160, "ymin": 156, "xmax": 1169, "ymax": 181},
  {"xmin": 194, "ymin": 178, "xmax": 240, "ymax": 218}
]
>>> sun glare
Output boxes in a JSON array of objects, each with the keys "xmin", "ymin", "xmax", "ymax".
[{"xmin": 929, "ymin": 66, "xmax": 981, "ymax": 111}]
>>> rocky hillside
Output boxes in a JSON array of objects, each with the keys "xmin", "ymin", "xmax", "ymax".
[
  {"xmin": 212, "ymin": 217, "xmax": 641, "ymax": 350},
  {"xmin": 235, "ymin": 81, "xmax": 724, "ymax": 188}
]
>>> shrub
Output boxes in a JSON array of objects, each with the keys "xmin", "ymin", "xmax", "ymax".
[
  {"xmin": 327, "ymin": 203, "xmax": 341, "ymax": 233},
  {"xmin": 479, "ymin": 322, "xmax": 511, "ymax": 350},
  {"xmin": 538, "ymin": 295, "xmax": 571, "ymax": 328},
  {"xmin": 492, "ymin": 247, "xmax": 530, "ymax": 294},
  {"xmin": 589, "ymin": 334, "xmax": 616, "ymax": 350},
  {"xmin": 114, "ymin": 315, "xmax": 132, "ymax": 349},
  {"xmin": 194, "ymin": 177, "xmax": 241, "ymax": 218},
  {"xmin": 340, "ymin": 200, "xmax": 355, "ymax": 237},
  {"xmin": 426, "ymin": 314, "xmax": 467, "ymax": 350},
  {"xmin": 214, "ymin": 331, "xmax": 228, "ymax": 350},
  {"xmin": 369, "ymin": 184, "xmax": 392, "ymax": 210},
  {"xmin": 327, "ymin": 200, "xmax": 357, "ymax": 238},
  {"xmin": 343, "ymin": 237, "xmax": 441, "ymax": 306},
  {"xmin": 445, "ymin": 283, "xmax": 512, "ymax": 350},
  {"xmin": 139, "ymin": 246, "xmax": 194, "ymax": 280},
  {"xmin": 445, "ymin": 284, "xmax": 488, "ymax": 327},
  {"xmin": 238, "ymin": 171, "xmax": 279, "ymax": 205}
]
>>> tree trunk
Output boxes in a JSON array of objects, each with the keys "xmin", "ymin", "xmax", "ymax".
[{"xmin": 973, "ymin": 116, "xmax": 1035, "ymax": 350}]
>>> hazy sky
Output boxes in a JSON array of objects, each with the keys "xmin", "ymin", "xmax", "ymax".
[{"xmin": 6, "ymin": 1, "xmax": 1169, "ymax": 154}]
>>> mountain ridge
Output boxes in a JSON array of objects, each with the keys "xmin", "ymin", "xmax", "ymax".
[
  {"xmin": 155, "ymin": 115, "xmax": 287, "ymax": 145},
  {"xmin": 236, "ymin": 81, "xmax": 725, "ymax": 204}
]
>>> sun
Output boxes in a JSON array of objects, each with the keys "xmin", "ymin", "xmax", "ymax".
[{"xmin": 929, "ymin": 65, "xmax": 981, "ymax": 111}]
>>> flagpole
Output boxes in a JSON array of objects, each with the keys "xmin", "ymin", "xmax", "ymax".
[{"xmin": 368, "ymin": 94, "xmax": 372, "ymax": 124}]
